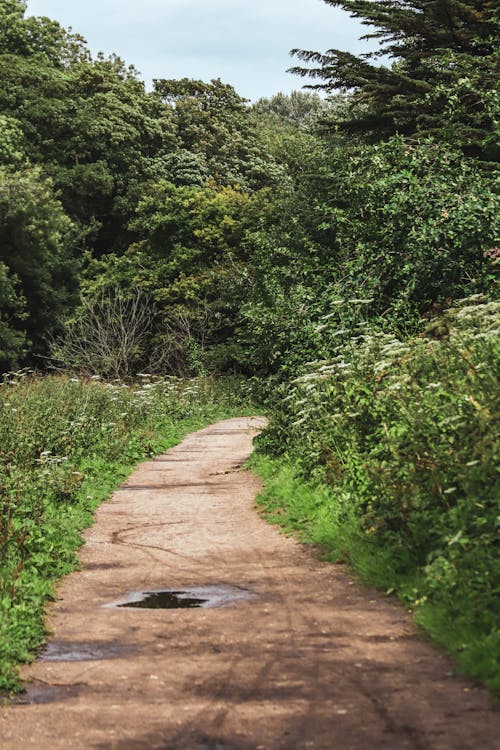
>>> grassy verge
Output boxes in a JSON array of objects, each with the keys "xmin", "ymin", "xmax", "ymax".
[
  {"xmin": 253, "ymin": 296, "xmax": 499, "ymax": 695},
  {"xmin": 251, "ymin": 453, "xmax": 500, "ymax": 695},
  {"xmin": 0, "ymin": 373, "xmax": 257, "ymax": 692}
]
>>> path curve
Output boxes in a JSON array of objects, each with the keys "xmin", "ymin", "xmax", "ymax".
[{"xmin": 1, "ymin": 417, "xmax": 498, "ymax": 749}]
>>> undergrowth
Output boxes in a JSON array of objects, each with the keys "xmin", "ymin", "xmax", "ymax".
[
  {"xmin": 0, "ymin": 373, "xmax": 255, "ymax": 692},
  {"xmin": 254, "ymin": 295, "xmax": 499, "ymax": 694}
]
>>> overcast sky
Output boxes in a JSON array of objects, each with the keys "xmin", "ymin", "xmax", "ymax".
[{"xmin": 26, "ymin": 0, "xmax": 375, "ymax": 101}]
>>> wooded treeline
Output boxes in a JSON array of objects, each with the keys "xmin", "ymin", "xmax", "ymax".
[{"xmin": 1, "ymin": 0, "xmax": 497, "ymax": 377}]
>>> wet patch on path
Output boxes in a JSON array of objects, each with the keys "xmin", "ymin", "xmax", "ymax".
[
  {"xmin": 105, "ymin": 584, "xmax": 255, "ymax": 610},
  {"xmin": 11, "ymin": 683, "xmax": 84, "ymax": 705},
  {"xmin": 40, "ymin": 640, "xmax": 135, "ymax": 662}
]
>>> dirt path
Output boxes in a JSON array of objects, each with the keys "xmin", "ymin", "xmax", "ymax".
[{"xmin": 1, "ymin": 417, "xmax": 498, "ymax": 749}]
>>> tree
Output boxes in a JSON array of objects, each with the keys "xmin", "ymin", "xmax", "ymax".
[
  {"xmin": 290, "ymin": 0, "xmax": 499, "ymax": 157},
  {"xmin": 154, "ymin": 78, "xmax": 284, "ymax": 189},
  {"xmin": 0, "ymin": 3, "xmax": 176, "ymax": 255},
  {"xmin": 252, "ymin": 91, "xmax": 327, "ymax": 129},
  {"xmin": 49, "ymin": 289, "xmax": 159, "ymax": 379},
  {"xmin": 0, "ymin": 166, "xmax": 78, "ymax": 359}
]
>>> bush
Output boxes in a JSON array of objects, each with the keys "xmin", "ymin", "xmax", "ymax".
[{"xmin": 257, "ymin": 295, "xmax": 499, "ymax": 691}]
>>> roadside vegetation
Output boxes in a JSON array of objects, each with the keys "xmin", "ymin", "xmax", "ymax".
[
  {"xmin": 0, "ymin": 372, "xmax": 254, "ymax": 691},
  {"xmin": 0, "ymin": 0, "xmax": 498, "ymax": 694},
  {"xmin": 253, "ymin": 295, "xmax": 499, "ymax": 693}
]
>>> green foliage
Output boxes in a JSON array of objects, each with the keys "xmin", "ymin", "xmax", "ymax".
[
  {"xmin": 252, "ymin": 91, "xmax": 328, "ymax": 129},
  {"xmin": 154, "ymin": 78, "xmax": 284, "ymax": 189},
  {"xmin": 256, "ymin": 296, "xmax": 499, "ymax": 692},
  {"xmin": 0, "ymin": 165, "xmax": 78, "ymax": 359},
  {"xmin": 234, "ymin": 137, "xmax": 498, "ymax": 379},
  {"xmin": 322, "ymin": 139, "xmax": 498, "ymax": 326},
  {"xmin": 0, "ymin": 114, "xmax": 26, "ymax": 167},
  {"xmin": 290, "ymin": 0, "xmax": 499, "ymax": 157},
  {"xmin": 0, "ymin": 263, "xmax": 26, "ymax": 370},
  {"xmin": 0, "ymin": 3, "xmax": 175, "ymax": 256},
  {"xmin": 72, "ymin": 181, "xmax": 272, "ymax": 375},
  {"xmin": 0, "ymin": 372, "xmax": 256, "ymax": 690}
]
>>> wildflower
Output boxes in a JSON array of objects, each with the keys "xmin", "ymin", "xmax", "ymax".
[
  {"xmin": 374, "ymin": 361, "xmax": 393, "ymax": 374},
  {"xmin": 292, "ymin": 373, "xmax": 319, "ymax": 384},
  {"xmin": 386, "ymin": 383, "xmax": 402, "ymax": 392}
]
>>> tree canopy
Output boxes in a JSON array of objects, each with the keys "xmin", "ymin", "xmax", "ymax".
[
  {"xmin": 0, "ymin": 0, "xmax": 497, "ymax": 375},
  {"xmin": 290, "ymin": 0, "xmax": 499, "ymax": 158}
]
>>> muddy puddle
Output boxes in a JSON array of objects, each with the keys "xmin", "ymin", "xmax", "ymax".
[{"xmin": 105, "ymin": 584, "xmax": 255, "ymax": 610}]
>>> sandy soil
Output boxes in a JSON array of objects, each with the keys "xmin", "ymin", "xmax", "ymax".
[{"xmin": 1, "ymin": 417, "xmax": 498, "ymax": 750}]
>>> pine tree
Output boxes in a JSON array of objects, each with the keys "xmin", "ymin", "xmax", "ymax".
[{"xmin": 290, "ymin": 0, "xmax": 499, "ymax": 157}]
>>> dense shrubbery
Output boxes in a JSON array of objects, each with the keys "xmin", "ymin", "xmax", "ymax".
[
  {"xmin": 234, "ymin": 137, "xmax": 498, "ymax": 378},
  {"xmin": 255, "ymin": 295, "xmax": 499, "ymax": 690},
  {"xmin": 0, "ymin": 372, "xmax": 253, "ymax": 690}
]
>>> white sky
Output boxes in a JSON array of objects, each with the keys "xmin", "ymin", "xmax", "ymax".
[{"xmin": 25, "ymin": 0, "xmax": 376, "ymax": 101}]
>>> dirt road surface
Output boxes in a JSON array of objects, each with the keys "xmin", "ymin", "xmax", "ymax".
[{"xmin": 1, "ymin": 417, "xmax": 498, "ymax": 749}]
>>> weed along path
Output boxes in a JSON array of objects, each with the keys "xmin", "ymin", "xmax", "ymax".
[{"xmin": 1, "ymin": 417, "xmax": 499, "ymax": 749}]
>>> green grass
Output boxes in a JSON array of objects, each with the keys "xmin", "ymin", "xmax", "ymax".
[
  {"xmin": 0, "ymin": 373, "xmax": 257, "ymax": 692},
  {"xmin": 251, "ymin": 453, "xmax": 500, "ymax": 695}
]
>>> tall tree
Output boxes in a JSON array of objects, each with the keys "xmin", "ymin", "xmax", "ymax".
[
  {"xmin": 0, "ymin": 2, "xmax": 176, "ymax": 255},
  {"xmin": 290, "ymin": 0, "xmax": 499, "ymax": 157}
]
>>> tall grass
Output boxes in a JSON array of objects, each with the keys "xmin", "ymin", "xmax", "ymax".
[
  {"xmin": 256, "ymin": 295, "xmax": 499, "ymax": 692},
  {"xmin": 0, "ymin": 373, "xmax": 254, "ymax": 691}
]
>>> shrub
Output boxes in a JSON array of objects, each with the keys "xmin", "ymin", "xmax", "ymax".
[{"xmin": 257, "ymin": 295, "xmax": 499, "ymax": 690}]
